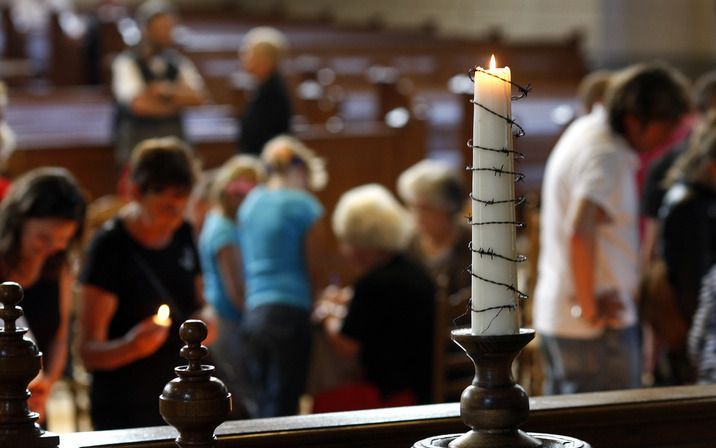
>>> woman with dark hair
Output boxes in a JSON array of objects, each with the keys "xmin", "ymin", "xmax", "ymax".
[
  {"xmin": 0, "ymin": 167, "xmax": 87, "ymax": 422},
  {"xmin": 78, "ymin": 137, "xmax": 213, "ymax": 430},
  {"xmin": 658, "ymin": 113, "xmax": 716, "ymax": 383},
  {"xmin": 198, "ymin": 154, "xmax": 264, "ymax": 412}
]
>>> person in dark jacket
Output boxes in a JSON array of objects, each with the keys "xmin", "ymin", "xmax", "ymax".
[
  {"xmin": 659, "ymin": 113, "xmax": 716, "ymax": 384},
  {"xmin": 662, "ymin": 113, "xmax": 716, "ymax": 322},
  {"xmin": 237, "ymin": 27, "xmax": 292, "ymax": 155}
]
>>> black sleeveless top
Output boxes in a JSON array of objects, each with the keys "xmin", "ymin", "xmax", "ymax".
[
  {"xmin": 22, "ymin": 276, "xmax": 61, "ymax": 366},
  {"xmin": 79, "ymin": 217, "xmax": 201, "ymax": 429}
]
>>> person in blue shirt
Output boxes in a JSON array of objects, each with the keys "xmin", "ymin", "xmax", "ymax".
[
  {"xmin": 238, "ymin": 134, "xmax": 326, "ymax": 417},
  {"xmin": 198, "ymin": 154, "xmax": 264, "ymax": 412}
]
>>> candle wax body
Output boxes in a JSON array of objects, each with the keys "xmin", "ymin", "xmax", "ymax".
[{"xmin": 471, "ymin": 65, "xmax": 519, "ymax": 335}]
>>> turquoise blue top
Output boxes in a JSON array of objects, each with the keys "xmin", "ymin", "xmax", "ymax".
[
  {"xmin": 198, "ymin": 210, "xmax": 243, "ymax": 321},
  {"xmin": 238, "ymin": 186, "xmax": 323, "ymax": 311}
]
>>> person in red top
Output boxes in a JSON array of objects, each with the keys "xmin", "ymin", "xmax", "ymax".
[{"xmin": 0, "ymin": 80, "xmax": 16, "ymax": 200}]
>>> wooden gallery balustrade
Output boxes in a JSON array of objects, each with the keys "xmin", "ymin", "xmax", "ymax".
[{"xmin": 56, "ymin": 384, "xmax": 716, "ymax": 448}]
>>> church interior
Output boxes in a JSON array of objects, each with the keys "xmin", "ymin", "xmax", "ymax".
[{"xmin": 2, "ymin": 1, "xmax": 716, "ymax": 447}]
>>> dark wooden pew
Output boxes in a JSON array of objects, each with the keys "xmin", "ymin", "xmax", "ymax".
[
  {"xmin": 57, "ymin": 384, "xmax": 716, "ymax": 448},
  {"xmin": 48, "ymin": 11, "xmax": 91, "ymax": 87},
  {"xmin": 1, "ymin": 6, "xmax": 25, "ymax": 60},
  {"xmin": 55, "ymin": 6, "xmax": 585, "ymax": 114}
]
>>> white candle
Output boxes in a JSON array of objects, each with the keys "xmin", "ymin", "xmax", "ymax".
[
  {"xmin": 152, "ymin": 304, "xmax": 172, "ymax": 327},
  {"xmin": 471, "ymin": 55, "xmax": 519, "ymax": 335}
]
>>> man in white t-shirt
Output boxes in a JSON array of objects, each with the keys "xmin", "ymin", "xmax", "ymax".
[
  {"xmin": 534, "ymin": 64, "xmax": 690, "ymax": 394},
  {"xmin": 112, "ymin": 0, "xmax": 207, "ymax": 166}
]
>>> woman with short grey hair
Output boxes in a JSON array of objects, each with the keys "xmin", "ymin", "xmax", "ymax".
[
  {"xmin": 314, "ymin": 184, "xmax": 435, "ymax": 411},
  {"xmin": 397, "ymin": 159, "xmax": 470, "ymax": 299}
]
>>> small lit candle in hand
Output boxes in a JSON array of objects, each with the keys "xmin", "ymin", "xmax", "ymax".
[{"xmin": 152, "ymin": 304, "xmax": 171, "ymax": 327}]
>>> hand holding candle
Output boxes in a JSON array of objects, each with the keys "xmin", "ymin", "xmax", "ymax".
[
  {"xmin": 130, "ymin": 309, "xmax": 171, "ymax": 359},
  {"xmin": 152, "ymin": 304, "xmax": 172, "ymax": 327}
]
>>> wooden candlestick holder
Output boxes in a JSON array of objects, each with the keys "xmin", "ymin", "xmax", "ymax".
[{"xmin": 413, "ymin": 328, "xmax": 590, "ymax": 448}]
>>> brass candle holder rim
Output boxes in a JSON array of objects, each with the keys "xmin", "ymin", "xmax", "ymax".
[
  {"xmin": 451, "ymin": 328, "xmax": 535, "ymax": 338},
  {"xmin": 413, "ymin": 432, "xmax": 590, "ymax": 448},
  {"xmin": 451, "ymin": 328, "xmax": 536, "ymax": 353}
]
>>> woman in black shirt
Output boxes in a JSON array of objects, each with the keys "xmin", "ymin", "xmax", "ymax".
[
  {"xmin": 79, "ymin": 137, "xmax": 213, "ymax": 429},
  {"xmin": 0, "ymin": 168, "xmax": 86, "ymax": 423},
  {"xmin": 314, "ymin": 184, "xmax": 435, "ymax": 411}
]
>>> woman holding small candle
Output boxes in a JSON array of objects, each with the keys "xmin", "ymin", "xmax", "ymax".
[
  {"xmin": 79, "ymin": 137, "xmax": 213, "ymax": 429},
  {"xmin": 0, "ymin": 167, "xmax": 86, "ymax": 424}
]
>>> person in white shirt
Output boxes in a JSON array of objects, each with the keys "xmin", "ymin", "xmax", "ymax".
[{"xmin": 534, "ymin": 63, "xmax": 690, "ymax": 394}]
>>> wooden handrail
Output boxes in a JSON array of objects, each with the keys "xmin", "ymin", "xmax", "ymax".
[{"xmin": 58, "ymin": 384, "xmax": 716, "ymax": 448}]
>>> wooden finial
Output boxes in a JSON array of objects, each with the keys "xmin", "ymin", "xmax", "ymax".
[
  {"xmin": 160, "ymin": 319, "xmax": 231, "ymax": 448},
  {"xmin": 0, "ymin": 282, "xmax": 59, "ymax": 447},
  {"xmin": 0, "ymin": 281, "xmax": 24, "ymax": 333},
  {"xmin": 179, "ymin": 319, "xmax": 209, "ymax": 373}
]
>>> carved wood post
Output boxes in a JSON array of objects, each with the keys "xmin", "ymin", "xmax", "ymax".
[
  {"xmin": 0, "ymin": 282, "xmax": 59, "ymax": 447},
  {"xmin": 160, "ymin": 319, "xmax": 231, "ymax": 448}
]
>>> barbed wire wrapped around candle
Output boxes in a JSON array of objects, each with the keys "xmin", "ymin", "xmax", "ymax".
[{"xmin": 466, "ymin": 65, "xmax": 532, "ymax": 334}]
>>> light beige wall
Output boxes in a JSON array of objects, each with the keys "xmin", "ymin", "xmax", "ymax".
[
  {"xmin": 597, "ymin": 0, "xmax": 716, "ymax": 64},
  {"xmin": 236, "ymin": 0, "xmax": 716, "ymax": 70},
  {"xmin": 73, "ymin": 0, "xmax": 716, "ymax": 71},
  {"xmin": 240, "ymin": 0, "xmax": 601, "ymax": 47}
]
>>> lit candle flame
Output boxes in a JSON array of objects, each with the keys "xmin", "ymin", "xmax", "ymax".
[
  {"xmin": 153, "ymin": 304, "xmax": 171, "ymax": 327},
  {"xmin": 489, "ymin": 54, "xmax": 497, "ymax": 70}
]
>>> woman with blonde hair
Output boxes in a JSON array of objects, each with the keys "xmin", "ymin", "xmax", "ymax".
[
  {"xmin": 238, "ymin": 134, "xmax": 325, "ymax": 417},
  {"xmin": 198, "ymin": 154, "xmax": 264, "ymax": 409}
]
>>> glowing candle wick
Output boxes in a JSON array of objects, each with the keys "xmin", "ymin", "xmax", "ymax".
[{"xmin": 153, "ymin": 304, "xmax": 171, "ymax": 327}]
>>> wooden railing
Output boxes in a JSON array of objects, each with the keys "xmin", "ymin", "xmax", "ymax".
[{"xmin": 57, "ymin": 384, "xmax": 716, "ymax": 448}]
